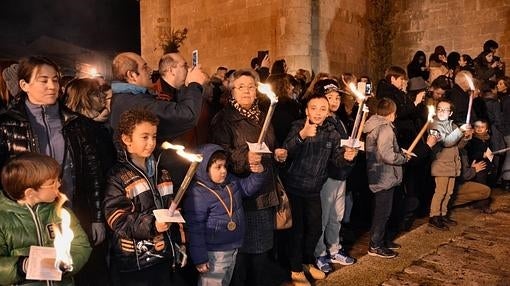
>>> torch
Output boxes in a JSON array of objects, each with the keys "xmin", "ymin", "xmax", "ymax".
[
  {"xmin": 246, "ymin": 82, "xmax": 278, "ymax": 153},
  {"xmin": 53, "ymin": 194, "xmax": 74, "ymax": 272},
  {"xmin": 161, "ymin": 142, "xmax": 203, "ymax": 215},
  {"xmin": 464, "ymin": 73, "xmax": 475, "ymax": 124},
  {"xmin": 406, "ymin": 105, "xmax": 436, "ymax": 156},
  {"xmin": 340, "ymin": 82, "xmax": 366, "ymax": 148}
]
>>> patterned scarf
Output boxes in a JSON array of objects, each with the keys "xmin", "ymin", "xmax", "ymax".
[{"xmin": 230, "ymin": 98, "xmax": 261, "ymax": 123}]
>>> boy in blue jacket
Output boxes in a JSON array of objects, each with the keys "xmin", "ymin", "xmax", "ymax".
[{"xmin": 183, "ymin": 144, "xmax": 265, "ymax": 286}]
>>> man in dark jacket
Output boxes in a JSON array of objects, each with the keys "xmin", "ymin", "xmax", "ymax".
[{"xmin": 109, "ymin": 52, "xmax": 208, "ymax": 188}]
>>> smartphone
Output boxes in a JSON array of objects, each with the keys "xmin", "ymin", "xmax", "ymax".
[
  {"xmin": 257, "ymin": 50, "xmax": 269, "ymax": 65},
  {"xmin": 365, "ymin": 83, "xmax": 372, "ymax": 95},
  {"xmin": 192, "ymin": 50, "xmax": 198, "ymax": 67}
]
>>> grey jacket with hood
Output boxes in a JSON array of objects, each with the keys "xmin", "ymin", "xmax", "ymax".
[{"xmin": 363, "ymin": 115, "xmax": 407, "ymax": 193}]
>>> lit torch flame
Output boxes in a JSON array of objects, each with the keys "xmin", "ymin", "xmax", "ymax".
[
  {"xmin": 54, "ymin": 194, "xmax": 74, "ymax": 272},
  {"xmin": 348, "ymin": 82, "xmax": 366, "ymax": 102},
  {"xmin": 161, "ymin": 141, "xmax": 185, "ymax": 151},
  {"xmin": 257, "ymin": 82, "xmax": 278, "ymax": 104},
  {"xmin": 176, "ymin": 149, "xmax": 203, "ymax": 163}
]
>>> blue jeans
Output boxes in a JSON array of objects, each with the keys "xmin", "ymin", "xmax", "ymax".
[
  {"xmin": 315, "ymin": 178, "xmax": 346, "ymax": 257},
  {"xmin": 198, "ymin": 249, "xmax": 238, "ymax": 286}
]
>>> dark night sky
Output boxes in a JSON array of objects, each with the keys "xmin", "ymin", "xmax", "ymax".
[{"xmin": 0, "ymin": 0, "xmax": 140, "ymax": 56}]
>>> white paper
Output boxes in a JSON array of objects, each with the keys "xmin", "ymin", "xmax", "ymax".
[
  {"xmin": 401, "ymin": 148, "xmax": 417, "ymax": 157},
  {"xmin": 484, "ymin": 147, "xmax": 494, "ymax": 162},
  {"xmin": 153, "ymin": 209, "xmax": 186, "ymax": 223},
  {"xmin": 247, "ymin": 142, "xmax": 272, "ymax": 154},
  {"xmin": 26, "ymin": 246, "xmax": 62, "ymax": 281},
  {"xmin": 340, "ymin": 138, "xmax": 365, "ymax": 151}
]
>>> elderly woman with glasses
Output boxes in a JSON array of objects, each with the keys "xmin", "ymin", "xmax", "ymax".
[{"xmin": 209, "ymin": 69, "xmax": 287, "ymax": 286}]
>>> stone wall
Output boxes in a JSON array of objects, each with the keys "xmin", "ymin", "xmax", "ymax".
[
  {"xmin": 140, "ymin": 0, "xmax": 508, "ymax": 79},
  {"xmin": 392, "ymin": 0, "xmax": 510, "ymax": 76},
  {"xmin": 140, "ymin": 0, "xmax": 368, "ymax": 76}
]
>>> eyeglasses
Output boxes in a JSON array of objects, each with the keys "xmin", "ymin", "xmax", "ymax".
[
  {"xmin": 437, "ymin": 108, "xmax": 451, "ymax": 112},
  {"xmin": 39, "ymin": 179, "xmax": 61, "ymax": 189},
  {"xmin": 234, "ymin": 85, "xmax": 256, "ymax": 91}
]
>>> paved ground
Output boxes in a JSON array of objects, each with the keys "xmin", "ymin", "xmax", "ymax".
[{"xmin": 316, "ymin": 188, "xmax": 510, "ymax": 286}]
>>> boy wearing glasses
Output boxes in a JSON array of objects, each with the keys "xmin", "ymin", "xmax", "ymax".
[
  {"xmin": 0, "ymin": 152, "xmax": 91, "ymax": 285},
  {"xmin": 429, "ymin": 99, "xmax": 471, "ymax": 230}
]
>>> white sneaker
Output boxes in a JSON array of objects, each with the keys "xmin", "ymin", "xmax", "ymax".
[{"xmin": 329, "ymin": 252, "xmax": 356, "ymax": 265}]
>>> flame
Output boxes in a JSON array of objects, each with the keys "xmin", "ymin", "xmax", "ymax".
[
  {"xmin": 463, "ymin": 73, "xmax": 475, "ymax": 91},
  {"xmin": 161, "ymin": 141, "xmax": 185, "ymax": 151},
  {"xmin": 427, "ymin": 105, "xmax": 436, "ymax": 122},
  {"xmin": 348, "ymin": 82, "xmax": 366, "ymax": 101},
  {"xmin": 257, "ymin": 82, "xmax": 278, "ymax": 104},
  {"xmin": 54, "ymin": 195, "xmax": 74, "ymax": 271},
  {"xmin": 176, "ymin": 150, "xmax": 203, "ymax": 163}
]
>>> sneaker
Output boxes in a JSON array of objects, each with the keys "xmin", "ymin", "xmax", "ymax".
[
  {"xmin": 329, "ymin": 252, "xmax": 356, "ymax": 265},
  {"xmin": 440, "ymin": 216, "xmax": 457, "ymax": 226},
  {"xmin": 428, "ymin": 216, "xmax": 449, "ymax": 230},
  {"xmin": 367, "ymin": 246, "xmax": 397, "ymax": 258},
  {"xmin": 316, "ymin": 255, "xmax": 332, "ymax": 273},
  {"xmin": 291, "ymin": 271, "xmax": 311, "ymax": 286},
  {"xmin": 303, "ymin": 264, "xmax": 326, "ymax": 280},
  {"xmin": 385, "ymin": 241, "xmax": 401, "ymax": 250}
]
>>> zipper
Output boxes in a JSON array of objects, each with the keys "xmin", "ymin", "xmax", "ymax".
[
  {"xmin": 41, "ymin": 106, "xmax": 54, "ymax": 158},
  {"xmin": 25, "ymin": 205, "xmax": 54, "ymax": 286}
]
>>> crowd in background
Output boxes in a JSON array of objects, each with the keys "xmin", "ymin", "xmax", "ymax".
[{"xmin": 0, "ymin": 38, "xmax": 508, "ymax": 286}]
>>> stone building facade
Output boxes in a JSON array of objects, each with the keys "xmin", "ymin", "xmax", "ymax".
[{"xmin": 140, "ymin": 0, "xmax": 508, "ymax": 79}]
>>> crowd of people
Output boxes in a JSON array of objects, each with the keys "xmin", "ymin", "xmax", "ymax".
[{"xmin": 0, "ymin": 38, "xmax": 508, "ymax": 286}]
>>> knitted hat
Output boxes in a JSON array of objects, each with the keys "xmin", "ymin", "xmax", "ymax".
[
  {"xmin": 314, "ymin": 79, "xmax": 341, "ymax": 96},
  {"xmin": 2, "ymin": 63, "xmax": 21, "ymax": 96}
]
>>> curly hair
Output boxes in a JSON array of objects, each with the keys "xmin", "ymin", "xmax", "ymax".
[{"xmin": 116, "ymin": 109, "xmax": 160, "ymax": 149}]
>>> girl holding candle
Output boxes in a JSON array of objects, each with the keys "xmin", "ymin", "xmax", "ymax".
[
  {"xmin": 104, "ymin": 109, "xmax": 183, "ymax": 286},
  {"xmin": 429, "ymin": 99, "xmax": 472, "ymax": 230}
]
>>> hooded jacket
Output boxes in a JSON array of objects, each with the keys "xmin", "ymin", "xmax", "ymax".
[
  {"xmin": 0, "ymin": 192, "xmax": 91, "ymax": 285},
  {"xmin": 183, "ymin": 144, "xmax": 267, "ymax": 265},
  {"xmin": 104, "ymin": 151, "xmax": 176, "ymax": 272},
  {"xmin": 363, "ymin": 115, "xmax": 407, "ymax": 193}
]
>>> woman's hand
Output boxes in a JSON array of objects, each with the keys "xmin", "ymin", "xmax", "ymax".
[{"xmin": 196, "ymin": 263, "xmax": 209, "ymax": 273}]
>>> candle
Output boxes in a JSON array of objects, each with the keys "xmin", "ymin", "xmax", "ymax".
[
  {"xmin": 347, "ymin": 82, "xmax": 367, "ymax": 144},
  {"xmin": 54, "ymin": 194, "xmax": 74, "ymax": 272},
  {"xmin": 464, "ymin": 73, "xmax": 475, "ymax": 124},
  {"xmin": 168, "ymin": 150, "xmax": 203, "ymax": 215},
  {"xmin": 407, "ymin": 105, "xmax": 435, "ymax": 155},
  {"xmin": 356, "ymin": 104, "xmax": 370, "ymax": 141},
  {"xmin": 256, "ymin": 82, "xmax": 278, "ymax": 146}
]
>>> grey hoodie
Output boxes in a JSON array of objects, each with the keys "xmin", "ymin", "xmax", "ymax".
[{"xmin": 363, "ymin": 115, "xmax": 407, "ymax": 193}]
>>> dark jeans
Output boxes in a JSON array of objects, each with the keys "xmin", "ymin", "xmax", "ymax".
[
  {"xmin": 287, "ymin": 193, "xmax": 322, "ymax": 272},
  {"xmin": 369, "ymin": 188, "xmax": 394, "ymax": 248},
  {"xmin": 111, "ymin": 262, "xmax": 172, "ymax": 286},
  {"xmin": 230, "ymin": 251, "xmax": 285, "ymax": 286}
]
